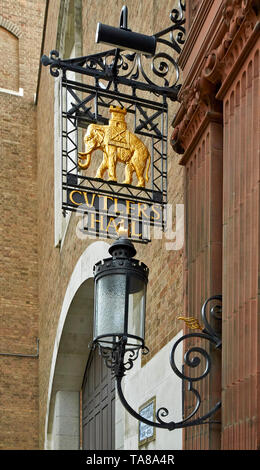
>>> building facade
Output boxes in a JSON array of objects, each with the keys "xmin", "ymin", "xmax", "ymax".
[
  {"xmin": 0, "ymin": 0, "xmax": 259, "ymax": 451},
  {"xmin": 36, "ymin": 0, "xmax": 184, "ymax": 451},
  {"xmin": 0, "ymin": 0, "xmax": 46, "ymax": 449}
]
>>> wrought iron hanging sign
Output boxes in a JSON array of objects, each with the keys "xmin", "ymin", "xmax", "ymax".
[{"xmin": 41, "ymin": 2, "xmax": 186, "ymax": 242}]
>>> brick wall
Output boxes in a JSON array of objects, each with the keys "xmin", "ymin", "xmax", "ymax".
[{"xmin": 0, "ymin": 0, "xmax": 46, "ymax": 450}]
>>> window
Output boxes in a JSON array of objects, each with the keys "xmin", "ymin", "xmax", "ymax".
[{"xmin": 0, "ymin": 26, "xmax": 19, "ymax": 92}]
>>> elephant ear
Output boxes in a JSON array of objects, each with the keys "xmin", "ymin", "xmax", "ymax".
[{"xmin": 94, "ymin": 127, "xmax": 105, "ymax": 144}]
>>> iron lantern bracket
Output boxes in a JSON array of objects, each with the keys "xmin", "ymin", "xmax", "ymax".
[{"xmin": 93, "ymin": 294, "xmax": 222, "ymax": 431}]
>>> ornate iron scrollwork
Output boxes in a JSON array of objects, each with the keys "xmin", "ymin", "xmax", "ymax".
[
  {"xmin": 41, "ymin": 3, "xmax": 186, "ymax": 100},
  {"xmin": 94, "ymin": 295, "xmax": 222, "ymax": 431},
  {"xmin": 93, "ymin": 335, "xmax": 150, "ymax": 378}
]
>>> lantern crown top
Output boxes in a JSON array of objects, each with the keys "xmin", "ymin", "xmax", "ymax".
[{"xmin": 108, "ymin": 236, "xmax": 137, "ymax": 259}]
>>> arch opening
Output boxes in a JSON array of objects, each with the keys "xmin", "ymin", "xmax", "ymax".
[{"xmin": 44, "ymin": 241, "xmax": 110, "ymax": 449}]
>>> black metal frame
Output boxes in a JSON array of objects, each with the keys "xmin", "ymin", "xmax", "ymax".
[
  {"xmin": 61, "ymin": 77, "xmax": 168, "ymax": 205},
  {"xmin": 41, "ymin": 2, "xmax": 186, "ymax": 243},
  {"xmin": 93, "ymin": 294, "xmax": 222, "ymax": 431}
]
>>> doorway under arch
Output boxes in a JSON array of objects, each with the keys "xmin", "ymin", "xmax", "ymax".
[{"xmin": 82, "ymin": 346, "xmax": 115, "ymax": 450}]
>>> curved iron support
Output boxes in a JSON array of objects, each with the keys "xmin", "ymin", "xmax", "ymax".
[{"xmin": 94, "ymin": 295, "xmax": 222, "ymax": 431}]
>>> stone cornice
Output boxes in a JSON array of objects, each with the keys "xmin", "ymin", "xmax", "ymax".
[
  {"xmin": 216, "ymin": 17, "xmax": 260, "ymax": 99},
  {"xmin": 171, "ymin": 0, "xmax": 259, "ymax": 155},
  {"xmin": 179, "ymin": 110, "xmax": 223, "ymax": 165},
  {"xmin": 203, "ymin": 1, "xmax": 259, "ymax": 87},
  {"xmin": 170, "ymin": 73, "xmax": 222, "ymax": 155}
]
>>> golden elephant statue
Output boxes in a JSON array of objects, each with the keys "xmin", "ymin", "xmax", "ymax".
[{"xmin": 78, "ymin": 106, "xmax": 151, "ymax": 187}]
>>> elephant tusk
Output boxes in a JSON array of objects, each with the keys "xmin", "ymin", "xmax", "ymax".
[
  {"xmin": 78, "ymin": 152, "xmax": 91, "ymax": 169},
  {"xmin": 78, "ymin": 151, "xmax": 88, "ymax": 160}
]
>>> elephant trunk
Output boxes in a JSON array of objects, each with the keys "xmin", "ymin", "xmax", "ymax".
[
  {"xmin": 78, "ymin": 151, "xmax": 91, "ymax": 169},
  {"xmin": 145, "ymin": 151, "xmax": 151, "ymax": 182}
]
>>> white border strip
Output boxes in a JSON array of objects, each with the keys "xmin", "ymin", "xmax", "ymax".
[{"xmin": 0, "ymin": 87, "xmax": 23, "ymax": 97}]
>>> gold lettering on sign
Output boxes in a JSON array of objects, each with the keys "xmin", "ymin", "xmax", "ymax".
[
  {"xmin": 125, "ymin": 200, "xmax": 136, "ymax": 215},
  {"xmin": 89, "ymin": 214, "xmax": 105, "ymax": 232},
  {"xmin": 138, "ymin": 203, "xmax": 150, "ymax": 219},
  {"xmin": 106, "ymin": 217, "xmax": 121, "ymax": 233},
  {"xmin": 151, "ymin": 204, "xmax": 161, "ymax": 220},
  {"xmin": 83, "ymin": 192, "xmax": 96, "ymax": 207},
  {"xmin": 113, "ymin": 197, "xmax": 119, "ymax": 214},
  {"xmin": 69, "ymin": 190, "xmax": 83, "ymax": 205},
  {"xmin": 69, "ymin": 190, "xmax": 162, "ymax": 219},
  {"xmin": 130, "ymin": 221, "xmax": 142, "ymax": 238},
  {"xmin": 98, "ymin": 195, "xmax": 113, "ymax": 211},
  {"xmin": 68, "ymin": 188, "xmax": 163, "ymax": 240}
]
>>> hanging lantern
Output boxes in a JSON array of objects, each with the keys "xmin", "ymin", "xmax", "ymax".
[{"xmin": 93, "ymin": 236, "xmax": 149, "ymax": 351}]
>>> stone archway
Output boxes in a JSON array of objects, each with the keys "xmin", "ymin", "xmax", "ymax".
[{"xmin": 44, "ymin": 241, "xmax": 110, "ymax": 450}]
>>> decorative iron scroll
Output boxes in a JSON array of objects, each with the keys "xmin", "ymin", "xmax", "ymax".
[
  {"xmin": 92, "ymin": 334, "xmax": 149, "ymax": 379},
  {"xmin": 93, "ymin": 295, "xmax": 222, "ymax": 431},
  {"xmin": 41, "ymin": 2, "xmax": 186, "ymax": 100}
]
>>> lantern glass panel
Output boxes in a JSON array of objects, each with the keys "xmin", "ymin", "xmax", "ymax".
[
  {"xmin": 94, "ymin": 273, "xmax": 127, "ymax": 343},
  {"xmin": 127, "ymin": 275, "xmax": 146, "ymax": 346}
]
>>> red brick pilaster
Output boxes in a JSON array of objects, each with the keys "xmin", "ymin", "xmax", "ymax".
[
  {"xmin": 216, "ymin": 18, "xmax": 260, "ymax": 451},
  {"xmin": 172, "ymin": 82, "xmax": 223, "ymax": 449},
  {"xmin": 172, "ymin": 0, "xmax": 260, "ymax": 450}
]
